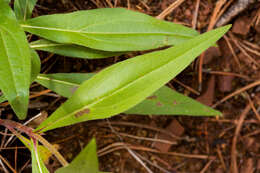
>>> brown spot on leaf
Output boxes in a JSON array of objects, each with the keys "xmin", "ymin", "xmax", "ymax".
[
  {"xmin": 75, "ymin": 108, "xmax": 90, "ymax": 118},
  {"xmin": 173, "ymin": 100, "xmax": 178, "ymax": 105},
  {"xmin": 156, "ymin": 102, "xmax": 162, "ymax": 106},
  {"xmin": 70, "ymin": 86, "xmax": 78, "ymax": 94},
  {"xmin": 146, "ymin": 95, "xmax": 157, "ymax": 100}
]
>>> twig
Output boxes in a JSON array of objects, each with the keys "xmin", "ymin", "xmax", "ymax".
[
  {"xmin": 98, "ymin": 142, "xmax": 214, "ymax": 160},
  {"xmin": 198, "ymin": 0, "xmax": 228, "ymax": 90},
  {"xmin": 213, "ymin": 80, "xmax": 260, "ymax": 107},
  {"xmin": 0, "ymin": 159, "xmax": 9, "ymax": 173},
  {"xmin": 106, "ymin": 120, "xmax": 153, "ymax": 173},
  {"xmin": 0, "ymin": 119, "xmax": 68, "ymax": 167},
  {"xmin": 0, "ymin": 90, "xmax": 51, "ymax": 107},
  {"xmin": 156, "ymin": 0, "xmax": 185, "ymax": 19},
  {"xmin": 202, "ymin": 69, "xmax": 252, "ymax": 81},
  {"xmin": 243, "ymin": 40, "xmax": 260, "ymax": 51},
  {"xmin": 217, "ymin": 145, "xmax": 227, "ymax": 171},
  {"xmin": 192, "ymin": 0, "xmax": 200, "ymax": 29},
  {"xmin": 98, "ymin": 121, "xmax": 183, "ymax": 140},
  {"xmin": 0, "ymin": 154, "xmax": 16, "ymax": 173},
  {"xmin": 200, "ymin": 158, "xmax": 215, "ymax": 173},
  {"xmin": 230, "ymin": 103, "xmax": 251, "ymax": 173},
  {"xmin": 136, "ymin": 153, "xmax": 171, "ymax": 173},
  {"xmin": 247, "ymin": 94, "xmax": 260, "ymax": 122},
  {"xmin": 117, "ymin": 132, "xmax": 177, "ymax": 145},
  {"xmin": 173, "ymin": 79, "xmax": 200, "ymax": 95},
  {"xmin": 4, "ymin": 112, "xmax": 46, "ymax": 148},
  {"xmin": 223, "ymin": 35, "xmax": 241, "ymax": 69}
]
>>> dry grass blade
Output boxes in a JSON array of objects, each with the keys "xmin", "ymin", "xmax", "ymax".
[{"xmin": 156, "ymin": 0, "xmax": 185, "ymax": 19}]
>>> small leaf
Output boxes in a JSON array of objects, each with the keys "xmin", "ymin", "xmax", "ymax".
[
  {"xmin": 0, "ymin": 0, "xmax": 31, "ymax": 119},
  {"xmin": 30, "ymin": 39, "xmax": 123, "ymax": 59},
  {"xmin": 55, "ymin": 139, "xmax": 100, "ymax": 173},
  {"xmin": 36, "ymin": 26, "xmax": 230, "ymax": 132},
  {"xmin": 21, "ymin": 8, "xmax": 199, "ymax": 51},
  {"xmin": 0, "ymin": 95, "xmax": 7, "ymax": 103},
  {"xmin": 31, "ymin": 49, "xmax": 41, "ymax": 82},
  {"xmin": 14, "ymin": 0, "xmax": 37, "ymax": 21},
  {"xmin": 36, "ymin": 73, "xmax": 220, "ymax": 116},
  {"xmin": 30, "ymin": 140, "xmax": 50, "ymax": 173},
  {"xmin": 125, "ymin": 86, "xmax": 221, "ymax": 116},
  {"xmin": 35, "ymin": 73, "xmax": 94, "ymax": 97}
]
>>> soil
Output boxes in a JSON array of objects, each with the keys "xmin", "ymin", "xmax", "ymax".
[{"xmin": 1, "ymin": 0, "xmax": 260, "ymax": 173}]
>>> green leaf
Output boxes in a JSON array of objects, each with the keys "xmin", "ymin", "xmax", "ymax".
[
  {"xmin": 21, "ymin": 8, "xmax": 199, "ymax": 51},
  {"xmin": 0, "ymin": 50, "xmax": 40, "ymax": 104},
  {"xmin": 36, "ymin": 73, "xmax": 220, "ymax": 116},
  {"xmin": 18, "ymin": 135, "xmax": 53, "ymax": 166},
  {"xmin": 0, "ymin": 0, "xmax": 31, "ymax": 119},
  {"xmin": 14, "ymin": 0, "xmax": 37, "ymax": 21},
  {"xmin": 55, "ymin": 139, "xmax": 100, "ymax": 173},
  {"xmin": 36, "ymin": 25, "xmax": 230, "ymax": 132},
  {"xmin": 30, "ymin": 39, "xmax": 123, "ymax": 59},
  {"xmin": 0, "ymin": 95, "xmax": 6, "ymax": 103},
  {"xmin": 30, "ymin": 49, "xmax": 41, "ymax": 82},
  {"xmin": 35, "ymin": 73, "xmax": 94, "ymax": 97},
  {"xmin": 30, "ymin": 140, "xmax": 50, "ymax": 173},
  {"xmin": 126, "ymin": 86, "xmax": 220, "ymax": 116}
]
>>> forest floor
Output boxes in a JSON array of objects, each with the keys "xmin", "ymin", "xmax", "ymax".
[{"xmin": 1, "ymin": 0, "xmax": 260, "ymax": 173}]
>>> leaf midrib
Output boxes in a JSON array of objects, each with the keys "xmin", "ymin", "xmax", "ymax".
[
  {"xmin": 36, "ymin": 75, "xmax": 80, "ymax": 87},
  {"xmin": 20, "ymin": 24, "xmax": 192, "ymax": 37}
]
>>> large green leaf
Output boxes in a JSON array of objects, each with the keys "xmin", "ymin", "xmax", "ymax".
[
  {"xmin": 30, "ymin": 140, "xmax": 50, "ymax": 173},
  {"xmin": 14, "ymin": 0, "xmax": 37, "ymax": 21},
  {"xmin": 36, "ymin": 73, "xmax": 220, "ymax": 116},
  {"xmin": 21, "ymin": 8, "xmax": 199, "ymax": 51},
  {"xmin": 36, "ymin": 26, "xmax": 230, "ymax": 132},
  {"xmin": 0, "ymin": 0, "xmax": 31, "ymax": 119},
  {"xmin": 30, "ymin": 39, "xmax": 123, "ymax": 59},
  {"xmin": 55, "ymin": 139, "xmax": 100, "ymax": 173}
]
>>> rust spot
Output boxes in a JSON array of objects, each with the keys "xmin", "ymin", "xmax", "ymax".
[
  {"xmin": 173, "ymin": 100, "xmax": 178, "ymax": 105},
  {"xmin": 156, "ymin": 102, "xmax": 162, "ymax": 107},
  {"xmin": 70, "ymin": 86, "xmax": 78, "ymax": 94},
  {"xmin": 75, "ymin": 108, "xmax": 90, "ymax": 118},
  {"xmin": 146, "ymin": 95, "xmax": 157, "ymax": 100}
]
